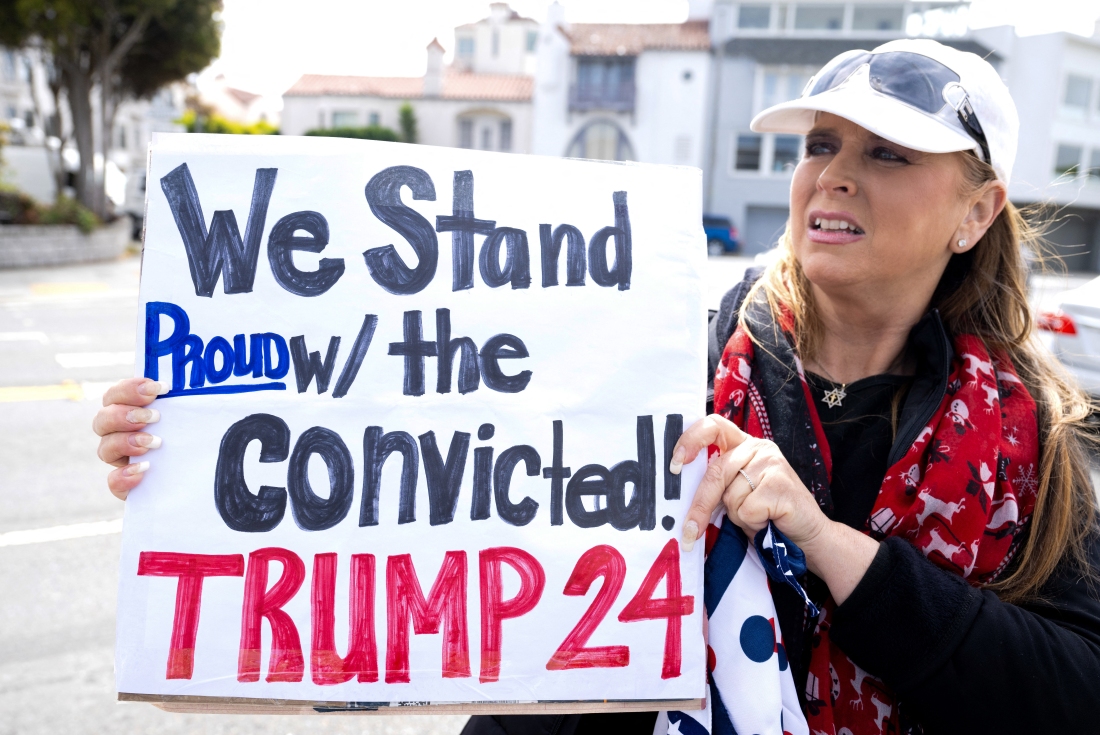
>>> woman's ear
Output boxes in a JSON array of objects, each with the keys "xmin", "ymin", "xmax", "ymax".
[{"xmin": 951, "ymin": 180, "xmax": 1008, "ymax": 254}]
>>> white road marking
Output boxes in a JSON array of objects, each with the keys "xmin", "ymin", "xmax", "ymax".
[
  {"xmin": 0, "ymin": 519, "xmax": 123, "ymax": 548},
  {"xmin": 0, "ymin": 331, "xmax": 48, "ymax": 343},
  {"xmin": 55, "ymin": 351, "xmax": 135, "ymax": 368}
]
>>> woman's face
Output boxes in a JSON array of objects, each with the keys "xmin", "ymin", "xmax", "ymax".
[{"xmin": 788, "ymin": 113, "xmax": 971, "ymax": 302}]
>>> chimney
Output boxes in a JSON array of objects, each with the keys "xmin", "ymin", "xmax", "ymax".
[
  {"xmin": 546, "ymin": 1, "xmax": 565, "ymax": 29},
  {"xmin": 424, "ymin": 38, "xmax": 444, "ymax": 97},
  {"xmin": 490, "ymin": 3, "xmax": 511, "ymax": 23}
]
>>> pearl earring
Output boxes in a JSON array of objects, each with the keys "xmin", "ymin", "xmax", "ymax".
[{"xmin": 958, "ymin": 239, "xmax": 968, "ymax": 249}]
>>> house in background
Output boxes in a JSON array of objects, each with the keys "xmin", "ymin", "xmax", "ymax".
[
  {"xmin": 531, "ymin": 2, "xmax": 712, "ymax": 168},
  {"xmin": 973, "ymin": 22, "xmax": 1100, "ymax": 270},
  {"xmin": 281, "ymin": 3, "xmax": 535, "ymax": 153},
  {"xmin": 196, "ymin": 73, "xmax": 280, "ymax": 127},
  {"xmin": 704, "ymin": 0, "xmax": 998, "ymax": 254}
]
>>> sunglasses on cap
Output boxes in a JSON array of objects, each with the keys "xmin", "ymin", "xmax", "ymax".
[{"xmin": 804, "ymin": 50, "xmax": 991, "ymax": 165}]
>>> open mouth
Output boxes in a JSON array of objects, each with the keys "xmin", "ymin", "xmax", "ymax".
[{"xmin": 811, "ymin": 217, "xmax": 865, "ymax": 235}]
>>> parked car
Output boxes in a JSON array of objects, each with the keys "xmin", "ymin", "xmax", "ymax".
[
  {"xmin": 704, "ymin": 215, "xmax": 740, "ymax": 256},
  {"xmin": 1037, "ymin": 275, "xmax": 1100, "ymax": 396}
]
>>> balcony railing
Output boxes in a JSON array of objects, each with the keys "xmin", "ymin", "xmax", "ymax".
[{"xmin": 568, "ymin": 83, "xmax": 635, "ymax": 113}]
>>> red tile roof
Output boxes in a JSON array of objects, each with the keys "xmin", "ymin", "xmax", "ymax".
[
  {"xmin": 565, "ymin": 21, "xmax": 711, "ymax": 56},
  {"xmin": 285, "ymin": 70, "xmax": 532, "ymax": 102}
]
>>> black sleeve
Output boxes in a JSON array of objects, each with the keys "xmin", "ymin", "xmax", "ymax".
[
  {"xmin": 707, "ymin": 265, "xmax": 766, "ymax": 414},
  {"xmin": 829, "ymin": 531, "xmax": 1100, "ymax": 734}
]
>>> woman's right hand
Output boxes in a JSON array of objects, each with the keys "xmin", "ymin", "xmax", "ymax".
[{"xmin": 93, "ymin": 377, "xmax": 168, "ymax": 500}]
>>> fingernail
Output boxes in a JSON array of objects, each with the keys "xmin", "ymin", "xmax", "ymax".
[
  {"xmin": 123, "ymin": 461, "xmax": 150, "ymax": 477},
  {"xmin": 681, "ymin": 520, "xmax": 699, "ymax": 552},
  {"xmin": 138, "ymin": 380, "xmax": 170, "ymax": 397},
  {"xmin": 127, "ymin": 408, "xmax": 160, "ymax": 424},
  {"xmin": 669, "ymin": 446, "xmax": 686, "ymax": 475},
  {"xmin": 130, "ymin": 433, "xmax": 162, "ymax": 449}
]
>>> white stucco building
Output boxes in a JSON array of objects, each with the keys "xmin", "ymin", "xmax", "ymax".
[
  {"xmin": 973, "ymin": 23, "xmax": 1100, "ymax": 270},
  {"xmin": 281, "ymin": 3, "xmax": 536, "ymax": 153},
  {"xmin": 531, "ymin": 3, "xmax": 712, "ymax": 168}
]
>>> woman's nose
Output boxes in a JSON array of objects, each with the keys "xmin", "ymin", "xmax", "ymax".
[{"xmin": 817, "ymin": 153, "xmax": 859, "ymax": 197}]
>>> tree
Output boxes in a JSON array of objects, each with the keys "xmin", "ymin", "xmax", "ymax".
[
  {"xmin": 0, "ymin": 0, "xmax": 222, "ymax": 219},
  {"xmin": 398, "ymin": 102, "xmax": 418, "ymax": 144}
]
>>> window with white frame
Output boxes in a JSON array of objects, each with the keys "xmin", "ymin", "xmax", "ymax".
[
  {"xmin": 526, "ymin": 30, "xmax": 537, "ymax": 52},
  {"xmin": 734, "ymin": 134, "xmax": 763, "ymax": 171},
  {"xmin": 457, "ymin": 36, "xmax": 475, "ymax": 58},
  {"xmin": 794, "ymin": 4, "xmax": 845, "ymax": 30},
  {"xmin": 1064, "ymin": 74, "xmax": 1092, "ymax": 110},
  {"xmin": 369, "ymin": 112, "xmax": 380, "ymax": 126},
  {"xmin": 1055, "ymin": 144, "xmax": 1083, "ymax": 177},
  {"xmin": 1088, "ymin": 150, "xmax": 1100, "ymax": 181},
  {"xmin": 481, "ymin": 125, "xmax": 493, "ymax": 150},
  {"xmin": 500, "ymin": 120, "xmax": 513, "ymax": 151},
  {"xmin": 459, "ymin": 119, "xmax": 474, "ymax": 148},
  {"xmin": 761, "ymin": 67, "xmax": 813, "ymax": 111},
  {"xmin": 853, "ymin": 5, "xmax": 904, "ymax": 31},
  {"xmin": 331, "ymin": 110, "xmax": 358, "ymax": 128},
  {"xmin": 773, "ymin": 135, "xmax": 802, "ymax": 172},
  {"xmin": 738, "ymin": 3, "xmax": 771, "ymax": 28}
]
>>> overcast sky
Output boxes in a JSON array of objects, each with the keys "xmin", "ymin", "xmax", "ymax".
[{"xmin": 202, "ymin": 0, "xmax": 1100, "ymax": 101}]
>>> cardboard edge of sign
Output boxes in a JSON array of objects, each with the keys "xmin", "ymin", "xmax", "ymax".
[{"xmin": 118, "ymin": 693, "xmax": 704, "ymax": 716}]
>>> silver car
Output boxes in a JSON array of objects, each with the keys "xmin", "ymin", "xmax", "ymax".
[{"xmin": 1038, "ymin": 276, "xmax": 1100, "ymax": 396}]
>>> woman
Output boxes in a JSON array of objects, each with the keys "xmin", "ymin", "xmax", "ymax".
[{"xmin": 96, "ymin": 39, "xmax": 1100, "ymax": 734}]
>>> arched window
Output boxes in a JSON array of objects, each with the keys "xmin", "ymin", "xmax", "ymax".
[{"xmin": 565, "ymin": 120, "xmax": 635, "ymax": 162}]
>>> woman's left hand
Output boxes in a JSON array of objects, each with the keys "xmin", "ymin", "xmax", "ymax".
[
  {"xmin": 672, "ymin": 414, "xmax": 829, "ymax": 551},
  {"xmin": 671, "ymin": 414, "xmax": 880, "ymax": 604}
]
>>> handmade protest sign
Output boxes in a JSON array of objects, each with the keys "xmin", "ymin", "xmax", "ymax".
[{"xmin": 115, "ymin": 133, "xmax": 709, "ymax": 713}]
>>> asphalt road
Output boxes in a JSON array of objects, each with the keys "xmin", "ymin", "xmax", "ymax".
[{"xmin": 0, "ymin": 252, "xmax": 1093, "ymax": 734}]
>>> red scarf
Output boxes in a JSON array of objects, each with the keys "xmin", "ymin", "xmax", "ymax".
[{"xmin": 712, "ymin": 306, "xmax": 1038, "ymax": 735}]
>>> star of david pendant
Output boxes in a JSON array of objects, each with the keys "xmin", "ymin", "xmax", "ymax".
[{"xmin": 822, "ymin": 386, "xmax": 847, "ymax": 408}]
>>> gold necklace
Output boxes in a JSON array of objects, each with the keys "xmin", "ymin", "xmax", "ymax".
[{"xmin": 808, "ymin": 361, "xmax": 847, "ymax": 408}]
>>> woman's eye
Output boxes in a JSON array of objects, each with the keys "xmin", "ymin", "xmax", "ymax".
[
  {"xmin": 805, "ymin": 141, "xmax": 834, "ymax": 156},
  {"xmin": 871, "ymin": 146, "xmax": 909, "ymax": 163}
]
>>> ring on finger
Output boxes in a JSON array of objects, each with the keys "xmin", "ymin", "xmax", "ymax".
[{"xmin": 737, "ymin": 468, "xmax": 756, "ymax": 491}]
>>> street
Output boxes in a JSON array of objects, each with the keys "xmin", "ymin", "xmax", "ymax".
[{"xmin": 0, "ymin": 252, "xmax": 1094, "ymax": 735}]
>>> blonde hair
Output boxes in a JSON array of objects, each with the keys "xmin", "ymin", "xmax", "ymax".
[{"xmin": 740, "ymin": 153, "xmax": 1097, "ymax": 603}]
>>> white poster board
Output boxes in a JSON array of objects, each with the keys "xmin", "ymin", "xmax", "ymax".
[{"xmin": 115, "ymin": 133, "xmax": 709, "ymax": 713}]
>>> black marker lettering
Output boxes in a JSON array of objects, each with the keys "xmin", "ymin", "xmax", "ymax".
[
  {"xmin": 388, "ymin": 311, "xmax": 437, "ymax": 396},
  {"xmin": 588, "ymin": 191, "xmax": 632, "ymax": 291},
  {"xmin": 479, "ymin": 227, "xmax": 531, "ymax": 289},
  {"xmin": 435, "ymin": 308, "xmax": 479, "ymax": 395},
  {"xmin": 435, "ymin": 170, "xmax": 495, "ymax": 291},
  {"xmin": 542, "ymin": 419, "xmax": 571, "ymax": 526},
  {"xmin": 419, "ymin": 430, "xmax": 471, "ymax": 526},
  {"xmin": 159, "ymin": 164, "xmax": 276, "ymax": 297},
  {"xmin": 361, "ymin": 427, "xmax": 419, "ymax": 526},
  {"xmin": 363, "ymin": 166, "xmax": 438, "ymax": 295},
  {"xmin": 332, "ymin": 315, "xmax": 379, "ymax": 399},
  {"xmin": 480, "ymin": 334, "xmax": 531, "ymax": 393},
  {"xmin": 214, "ymin": 413, "xmax": 289, "ymax": 532},
  {"xmin": 290, "ymin": 335, "xmax": 341, "ymax": 394},
  {"xmin": 494, "ymin": 445, "xmax": 541, "ymax": 526},
  {"xmin": 267, "ymin": 210, "xmax": 344, "ymax": 297},
  {"xmin": 287, "ymin": 426, "xmax": 354, "ymax": 531}
]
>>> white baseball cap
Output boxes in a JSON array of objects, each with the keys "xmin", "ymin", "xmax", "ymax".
[{"xmin": 750, "ymin": 38, "xmax": 1019, "ymax": 183}]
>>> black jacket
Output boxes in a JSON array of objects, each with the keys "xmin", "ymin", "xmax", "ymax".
[{"xmin": 465, "ymin": 269, "xmax": 1100, "ymax": 735}]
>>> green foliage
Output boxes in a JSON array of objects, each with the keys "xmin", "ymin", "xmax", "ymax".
[
  {"xmin": 305, "ymin": 126, "xmax": 401, "ymax": 142},
  {"xmin": 0, "ymin": 0, "xmax": 223, "ymax": 216},
  {"xmin": 0, "ymin": 189, "xmax": 100, "ymax": 234},
  {"xmin": 122, "ymin": 0, "xmax": 223, "ymax": 99},
  {"xmin": 39, "ymin": 196, "xmax": 100, "ymax": 234},
  {"xmin": 0, "ymin": 1, "xmax": 222, "ymax": 100},
  {"xmin": 398, "ymin": 103, "xmax": 418, "ymax": 144},
  {"xmin": 178, "ymin": 109, "xmax": 278, "ymax": 135}
]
